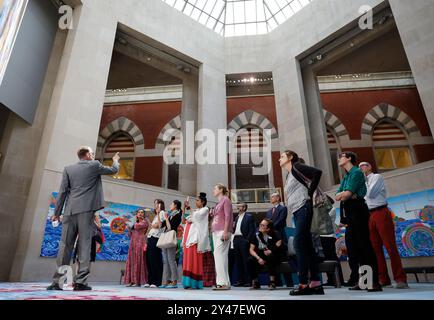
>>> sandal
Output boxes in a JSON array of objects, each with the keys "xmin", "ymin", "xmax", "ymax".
[{"xmin": 213, "ymin": 285, "xmax": 230, "ymax": 291}]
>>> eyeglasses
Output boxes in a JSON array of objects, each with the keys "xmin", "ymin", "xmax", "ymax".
[{"xmin": 259, "ymin": 223, "xmax": 268, "ymax": 227}]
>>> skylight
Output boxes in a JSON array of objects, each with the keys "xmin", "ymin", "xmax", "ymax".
[{"xmin": 161, "ymin": 0, "xmax": 314, "ymax": 37}]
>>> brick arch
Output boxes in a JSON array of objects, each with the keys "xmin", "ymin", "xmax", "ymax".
[
  {"xmin": 228, "ymin": 110, "xmax": 278, "ymax": 141},
  {"xmin": 155, "ymin": 115, "xmax": 182, "ymax": 149},
  {"xmin": 361, "ymin": 103, "xmax": 421, "ymax": 139},
  {"xmin": 97, "ymin": 117, "xmax": 144, "ymax": 155},
  {"xmin": 323, "ymin": 109, "xmax": 349, "ymax": 141}
]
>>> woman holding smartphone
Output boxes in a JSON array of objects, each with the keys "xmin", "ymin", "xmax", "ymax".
[
  {"xmin": 211, "ymin": 184, "xmax": 233, "ymax": 290},
  {"xmin": 182, "ymin": 193, "xmax": 211, "ymax": 289},
  {"xmin": 145, "ymin": 199, "xmax": 165, "ymax": 288},
  {"xmin": 124, "ymin": 209, "xmax": 149, "ymax": 287}
]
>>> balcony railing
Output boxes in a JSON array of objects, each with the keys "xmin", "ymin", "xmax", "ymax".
[{"xmin": 230, "ymin": 187, "xmax": 282, "ymax": 204}]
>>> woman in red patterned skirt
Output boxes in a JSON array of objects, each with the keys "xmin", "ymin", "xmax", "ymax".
[
  {"xmin": 124, "ymin": 209, "xmax": 149, "ymax": 287},
  {"xmin": 202, "ymin": 242, "xmax": 216, "ymax": 287},
  {"xmin": 203, "ymin": 213, "xmax": 216, "ymax": 287},
  {"xmin": 182, "ymin": 193, "xmax": 211, "ymax": 289}
]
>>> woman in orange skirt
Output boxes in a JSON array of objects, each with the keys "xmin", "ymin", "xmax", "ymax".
[{"xmin": 182, "ymin": 193, "xmax": 211, "ymax": 289}]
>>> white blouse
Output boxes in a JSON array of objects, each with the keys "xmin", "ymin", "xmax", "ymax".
[
  {"xmin": 183, "ymin": 207, "xmax": 211, "ymax": 253},
  {"xmin": 285, "ymin": 172, "xmax": 309, "ymax": 214},
  {"xmin": 147, "ymin": 210, "xmax": 165, "ymax": 238}
]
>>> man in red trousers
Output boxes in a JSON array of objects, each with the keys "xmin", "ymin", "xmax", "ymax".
[{"xmin": 359, "ymin": 162, "xmax": 409, "ymax": 289}]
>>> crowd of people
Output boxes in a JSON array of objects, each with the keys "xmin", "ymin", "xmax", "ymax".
[
  {"xmin": 122, "ymin": 150, "xmax": 409, "ymax": 295},
  {"xmin": 47, "ymin": 146, "xmax": 409, "ymax": 295}
]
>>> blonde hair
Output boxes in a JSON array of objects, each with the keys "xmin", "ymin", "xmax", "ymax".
[{"xmin": 215, "ymin": 183, "xmax": 229, "ymax": 196}]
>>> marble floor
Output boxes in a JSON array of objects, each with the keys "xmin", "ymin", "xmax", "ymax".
[{"xmin": 0, "ymin": 282, "xmax": 433, "ymax": 300}]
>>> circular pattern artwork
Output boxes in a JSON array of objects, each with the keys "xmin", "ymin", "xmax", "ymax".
[
  {"xmin": 401, "ymin": 222, "xmax": 434, "ymax": 255},
  {"xmin": 110, "ymin": 217, "xmax": 127, "ymax": 235},
  {"xmin": 418, "ymin": 206, "xmax": 434, "ymax": 222},
  {"xmin": 335, "ymin": 235, "xmax": 347, "ymax": 258}
]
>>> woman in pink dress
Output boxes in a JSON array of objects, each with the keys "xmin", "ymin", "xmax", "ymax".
[{"xmin": 124, "ymin": 209, "xmax": 149, "ymax": 287}]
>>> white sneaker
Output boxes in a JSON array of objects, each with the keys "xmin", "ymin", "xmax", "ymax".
[
  {"xmin": 150, "ymin": 284, "xmax": 157, "ymax": 288},
  {"xmin": 143, "ymin": 284, "xmax": 150, "ymax": 288},
  {"xmin": 395, "ymin": 282, "xmax": 409, "ymax": 289}
]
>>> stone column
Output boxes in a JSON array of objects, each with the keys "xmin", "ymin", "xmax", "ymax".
[
  {"xmin": 273, "ymin": 59, "xmax": 314, "ymax": 226},
  {"xmin": 10, "ymin": 4, "xmax": 117, "ymax": 281},
  {"xmin": 196, "ymin": 63, "xmax": 228, "ymax": 198},
  {"xmin": 0, "ymin": 30, "xmax": 67, "ymax": 281},
  {"xmin": 390, "ymin": 0, "xmax": 434, "ymax": 134},
  {"xmin": 178, "ymin": 75, "xmax": 198, "ymax": 196},
  {"xmin": 302, "ymin": 67, "xmax": 335, "ymax": 189},
  {"xmin": 273, "ymin": 60, "xmax": 313, "ymax": 163}
]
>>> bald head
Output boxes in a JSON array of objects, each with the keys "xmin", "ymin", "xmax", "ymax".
[{"xmin": 359, "ymin": 162, "xmax": 372, "ymax": 176}]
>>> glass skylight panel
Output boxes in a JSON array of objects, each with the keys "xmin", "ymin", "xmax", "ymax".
[{"xmin": 161, "ymin": 0, "xmax": 313, "ymax": 37}]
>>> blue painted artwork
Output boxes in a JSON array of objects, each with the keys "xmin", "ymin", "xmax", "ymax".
[
  {"xmin": 40, "ymin": 192, "xmax": 153, "ymax": 261},
  {"xmin": 334, "ymin": 189, "xmax": 434, "ymax": 259}
]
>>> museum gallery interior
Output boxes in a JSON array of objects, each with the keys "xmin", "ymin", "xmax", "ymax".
[{"xmin": 0, "ymin": 0, "xmax": 433, "ymax": 301}]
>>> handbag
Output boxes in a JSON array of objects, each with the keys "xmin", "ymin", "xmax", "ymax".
[
  {"xmin": 293, "ymin": 165, "xmax": 335, "ymax": 235},
  {"xmin": 156, "ymin": 230, "xmax": 177, "ymax": 249}
]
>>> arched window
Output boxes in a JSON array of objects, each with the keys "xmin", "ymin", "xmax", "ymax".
[
  {"xmin": 232, "ymin": 125, "xmax": 271, "ymax": 202},
  {"xmin": 103, "ymin": 132, "xmax": 135, "ymax": 180},
  {"xmin": 373, "ymin": 120, "xmax": 414, "ymax": 171},
  {"xmin": 156, "ymin": 116, "xmax": 181, "ymax": 191},
  {"xmin": 323, "ymin": 109, "xmax": 348, "ymax": 185}
]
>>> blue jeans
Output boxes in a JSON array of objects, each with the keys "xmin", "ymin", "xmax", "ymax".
[{"xmin": 293, "ymin": 202, "xmax": 320, "ymax": 285}]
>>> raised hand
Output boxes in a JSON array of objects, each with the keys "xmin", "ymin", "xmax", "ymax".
[{"xmin": 112, "ymin": 152, "xmax": 120, "ymax": 163}]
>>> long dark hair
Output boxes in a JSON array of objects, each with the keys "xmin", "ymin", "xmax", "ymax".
[
  {"xmin": 257, "ymin": 219, "xmax": 276, "ymax": 244},
  {"xmin": 284, "ymin": 150, "xmax": 302, "ymax": 180},
  {"xmin": 198, "ymin": 192, "xmax": 207, "ymax": 206},
  {"xmin": 155, "ymin": 199, "xmax": 165, "ymax": 211},
  {"xmin": 284, "ymin": 150, "xmax": 300, "ymax": 164},
  {"xmin": 259, "ymin": 218, "xmax": 277, "ymax": 238},
  {"xmin": 172, "ymin": 200, "xmax": 182, "ymax": 215}
]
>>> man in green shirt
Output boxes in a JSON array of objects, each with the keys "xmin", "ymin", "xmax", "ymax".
[
  {"xmin": 336, "ymin": 166, "xmax": 367, "ymax": 200},
  {"xmin": 336, "ymin": 152, "xmax": 382, "ymax": 292}
]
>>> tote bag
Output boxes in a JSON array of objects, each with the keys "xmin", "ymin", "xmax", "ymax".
[
  {"xmin": 156, "ymin": 230, "xmax": 177, "ymax": 249},
  {"xmin": 293, "ymin": 166, "xmax": 335, "ymax": 235}
]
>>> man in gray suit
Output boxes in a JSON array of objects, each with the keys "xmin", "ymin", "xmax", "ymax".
[{"xmin": 47, "ymin": 146, "xmax": 120, "ymax": 291}]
